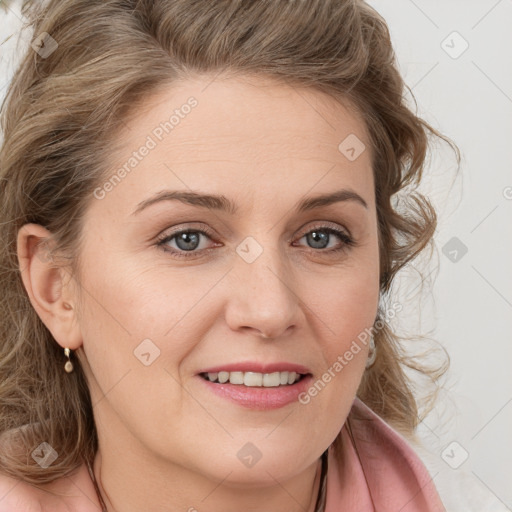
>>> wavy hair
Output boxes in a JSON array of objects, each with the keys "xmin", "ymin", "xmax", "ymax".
[{"xmin": 0, "ymin": 0, "xmax": 459, "ymax": 484}]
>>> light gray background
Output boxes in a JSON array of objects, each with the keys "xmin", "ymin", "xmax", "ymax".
[
  {"xmin": 1, "ymin": 1, "xmax": 511, "ymax": 510},
  {"xmin": 365, "ymin": 2, "xmax": 512, "ymax": 510}
]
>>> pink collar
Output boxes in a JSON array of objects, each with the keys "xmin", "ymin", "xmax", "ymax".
[{"xmin": 324, "ymin": 397, "xmax": 445, "ymax": 511}]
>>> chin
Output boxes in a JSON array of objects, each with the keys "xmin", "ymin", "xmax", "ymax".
[
  {"xmin": 214, "ymin": 463, "xmax": 308, "ymax": 489},
  {"xmin": 190, "ymin": 443, "xmax": 318, "ymax": 487}
]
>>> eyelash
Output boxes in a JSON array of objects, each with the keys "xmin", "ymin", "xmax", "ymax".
[{"xmin": 155, "ymin": 223, "xmax": 356, "ymax": 259}]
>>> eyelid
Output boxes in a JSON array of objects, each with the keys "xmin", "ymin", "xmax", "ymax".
[
  {"xmin": 156, "ymin": 222, "xmax": 216, "ymax": 241},
  {"xmin": 295, "ymin": 220, "xmax": 351, "ymax": 240}
]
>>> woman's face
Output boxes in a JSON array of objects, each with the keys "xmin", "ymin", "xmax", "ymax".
[{"xmin": 74, "ymin": 75, "xmax": 380, "ymax": 485}]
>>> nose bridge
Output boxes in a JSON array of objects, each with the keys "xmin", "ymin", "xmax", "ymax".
[{"xmin": 227, "ymin": 233, "xmax": 299, "ymax": 337}]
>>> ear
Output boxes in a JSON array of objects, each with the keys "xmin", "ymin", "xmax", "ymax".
[{"xmin": 16, "ymin": 223, "xmax": 83, "ymax": 350}]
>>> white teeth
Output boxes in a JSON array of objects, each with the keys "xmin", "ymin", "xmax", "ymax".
[
  {"xmin": 218, "ymin": 371, "xmax": 229, "ymax": 383},
  {"xmin": 244, "ymin": 372, "xmax": 263, "ymax": 387},
  {"xmin": 203, "ymin": 370, "xmax": 303, "ymax": 387},
  {"xmin": 263, "ymin": 372, "xmax": 281, "ymax": 387},
  {"xmin": 229, "ymin": 371, "xmax": 244, "ymax": 385}
]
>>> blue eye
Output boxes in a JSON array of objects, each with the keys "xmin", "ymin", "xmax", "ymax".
[
  {"xmin": 156, "ymin": 228, "xmax": 215, "ymax": 258},
  {"xmin": 296, "ymin": 226, "xmax": 354, "ymax": 252},
  {"xmin": 156, "ymin": 224, "xmax": 355, "ymax": 259}
]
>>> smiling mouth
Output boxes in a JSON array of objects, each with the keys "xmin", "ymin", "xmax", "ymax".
[{"xmin": 200, "ymin": 370, "xmax": 308, "ymax": 387}]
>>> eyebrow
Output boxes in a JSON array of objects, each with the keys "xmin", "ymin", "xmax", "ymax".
[{"xmin": 132, "ymin": 188, "xmax": 368, "ymax": 216}]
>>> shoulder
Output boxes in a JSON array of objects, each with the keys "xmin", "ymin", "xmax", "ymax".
[
  {"xmin": 0, "ymin": 426, "xmax": 100, "ymax": 511},
  {"xmin": 0, "ymin": 472, "xmax": 44, "ymax": 512},
  {"xmin": 0, "ymin": 463, "xmax": 100, "ymax": 512}
]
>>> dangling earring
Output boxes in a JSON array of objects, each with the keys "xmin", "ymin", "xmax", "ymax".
[
  {"xmin": 64, "ymin": 348, "xmax": 74, "ymax": 373},
  {"xmin": 365, "ymin": 336, "xmax": 377, "ymax": 369}
]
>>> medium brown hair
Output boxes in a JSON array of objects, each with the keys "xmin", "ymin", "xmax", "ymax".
[{"xmin": 0, "ymin": 0, "xmax": 459, "ymax": 484}]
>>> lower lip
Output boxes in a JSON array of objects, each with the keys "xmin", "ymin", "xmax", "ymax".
[{"xmin": 197, "ymin": 375, "xmax": 313, "ymax": 410}]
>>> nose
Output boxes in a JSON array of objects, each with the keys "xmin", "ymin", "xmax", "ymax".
[{"xmin": 224, "ymin": 242, "xmax": 302, "ymax": 340}]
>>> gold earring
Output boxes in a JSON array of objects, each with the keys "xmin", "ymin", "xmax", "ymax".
[
  {"xmin": 365, "ymin": 336, "xmax": 377, "ymax": 369},
  {"xmin": 64, "ymin": 348, "xmax": 74, "ymax": 373}
]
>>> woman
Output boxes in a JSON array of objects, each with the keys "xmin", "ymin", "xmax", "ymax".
[{"xmin": 0, "ymin": 0, "xmax": 459, "ymax": 510}]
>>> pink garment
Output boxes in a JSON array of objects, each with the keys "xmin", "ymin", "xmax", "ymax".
[{"xmin": 325, "ymin": 397, "xmax": 445, "ymax": 512}]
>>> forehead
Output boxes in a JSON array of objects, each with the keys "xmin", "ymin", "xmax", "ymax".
[
  {"xmin": 129, "ymin": 75, "xmax": 367, "ymax": 144},
  {"xmin": 97, "ymin": 74, "xmax": 373, "ymax": 214}
]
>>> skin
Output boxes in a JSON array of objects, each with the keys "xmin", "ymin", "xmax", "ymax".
[{"xmin": 11, "ymin": 74, "xmax": 380, "ymax": 511}]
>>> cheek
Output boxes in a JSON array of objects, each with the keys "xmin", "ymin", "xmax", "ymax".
[
  {"xmin": 299, "ymin": 260, "xmax": 379, "ymax": 404},
  {"xmin": 74, "ymin": 259, "xmax": 202, "ymax": 448},
  {"xmin": 311, "ymin": 262, "xmax": 379, "ymax": 348},
  {"xmin": 74, "ymin": 247, "xmax": 229, "ymax": 428},
  {"xmin": 303, "ymin": 223, "xmax": 380, "ymax": 341},
  {"xmin": 72, "ymin": 250, "xmax": 183, "ymax": 400},
  {"xmin": 76, "ymin": 250, "xmax": 208, "ymax": 350}
]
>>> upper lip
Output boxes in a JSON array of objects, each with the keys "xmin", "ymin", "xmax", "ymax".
[{"xmin": 198, "ymin": 362, "xmax": 311, "ymax": 375}]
